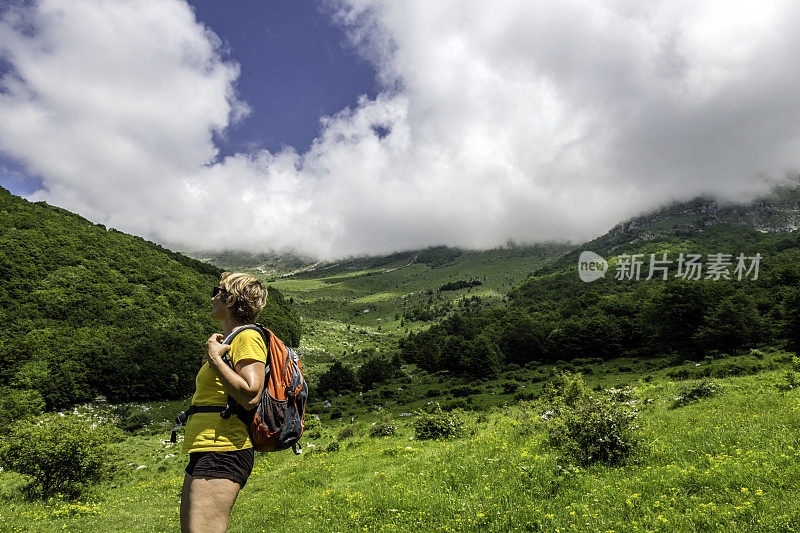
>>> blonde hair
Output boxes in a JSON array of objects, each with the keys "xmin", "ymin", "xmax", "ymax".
[{"xmin": 219, "ymin": 272, "xmax": 267, "ymax": 323}]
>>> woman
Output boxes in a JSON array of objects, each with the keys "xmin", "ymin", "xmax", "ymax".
[{"xmin": 180, "ymin": 272, "xmax": 268, "ymax": 533}]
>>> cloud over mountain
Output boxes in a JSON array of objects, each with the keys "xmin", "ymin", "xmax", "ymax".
[{"xmin": 2, "ymin": 0, "xmax": 800, "ymax": 257}]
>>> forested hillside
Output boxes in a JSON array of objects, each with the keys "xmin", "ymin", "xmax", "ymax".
[
  {"xmin": 0, "ymin": 187, "xmax": 300, "ymax": 411},
  {"xmin": 401, "ymin": 192, "xmax": 800, "ymax": 374}
]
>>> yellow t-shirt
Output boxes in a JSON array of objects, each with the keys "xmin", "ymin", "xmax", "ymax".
[{"xmin": 182, "ymin": 328, "xmax": 268, "ymax": 454}]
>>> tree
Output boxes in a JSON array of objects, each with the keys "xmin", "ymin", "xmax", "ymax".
[
  {"xmin": 356, "ymin": 350, "xmax": 400, "ymax": 391},
  {"xmin": 492, "ymin": 309, "xmax": 547, "ymax": 364},
  {"xmin": 694, "ymin": 293, "xmax": 762, "ymax": 352},
  {"xmin": 317, "ymin": 360, "xmax": 359, "ymax": 397},
  {"xmin": 640, "ymin": 282, "xmax": 711, "ymax": 356},
  {"xmin": 781, "ymin": 285, "xmax": 800, "ymax": 353}
]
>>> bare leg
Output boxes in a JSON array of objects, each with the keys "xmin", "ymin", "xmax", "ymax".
[{"xmin": 180, "ymin": 473, "xmax": 242, "ymax": 533}]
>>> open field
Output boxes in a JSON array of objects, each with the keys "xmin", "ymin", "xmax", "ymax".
[{"xmin": 2, "ymin": 351, "xmax": 799, "ymax": 532}]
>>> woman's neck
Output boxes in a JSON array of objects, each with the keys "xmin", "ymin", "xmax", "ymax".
[{"xmin": 220, "ymin": 318, "xmax": 249, "ymax": 337}]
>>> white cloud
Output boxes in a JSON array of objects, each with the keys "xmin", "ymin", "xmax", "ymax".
[{"xmin": 2, "ymin": 0, "xmax": 800, "ymax": 258}]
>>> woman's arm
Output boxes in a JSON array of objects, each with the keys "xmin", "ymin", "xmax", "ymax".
[{"xmin": 204, "ymin": 334, "xmax": 266, "ymax": 409}]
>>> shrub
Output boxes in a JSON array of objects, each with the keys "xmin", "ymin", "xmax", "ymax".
[
  {"xmin": 317, "ymin": 361, "xmax": 359, "ymax": 397},
  {"xmin": 413, "ymin": 407, "xmax": 465, "ymax": 440},
  {"xmin": 529, "ymin": 372, "xmax": 544, "ymax": 383},
  {"xmin": 666, "ymin": 367, "xmax": 691, "ymax": 380},
  {"xmin": 543, "ymin": 373, "xmax": 640, "ymax": 466},
  {"xmin": 337, "ymin": 425, "xmax": 355, "ymax": 440},
  {"xmin": 451, "ymin": 385, "xmax": 477, "ymax": 397},
  {"xmin": 113, "ymin": 404, "xmax": 149, "ymax": 433},
  {"xmin": 369, "ymin": 417, "xmax": 398, "ymax": 437},
  {"xmin": 0, "ymin": 413, "xmax": 123, "ymax": 499},
  {"xmin": 540, "ymin": 372, "xmax": 591, "ymax": 408},
  {"xmin": 326, "ymin": 441, "xmax": 340, "ymax": 452},
  {"xmin": 379, "ymin": 388, "xmax": 394, "ymax": 399},
  {"xmin": 357, "ymin": 350, "xmax": 401, "ymax": 391},
  {"xmin": 710, "ymin": 358, "xmax": 764, "ymax": 377},
  {"xmin": 547, "ymin": 395, "xmax": 640, "ymax": 466},
  {"xmin": 442, "ymin": 398, "xmax": 473, "ymax": 411},
  {"xmin": 501, "ymin": 380, "xmax": 521, "ymax": 394},
  {"xmin": 776, "ymin": 370, "xmax": 800, "ymax": 392},
  {"xmin": 671, "ymin": 379, "xmax": 722, "ymax": 408},
  {"xmin": 304, "ymin": 416, "xmax": 321, "ymax": 431},
  {"xmin": 514, "ymin": 391, "xmax": 537, "ymax": 402}
]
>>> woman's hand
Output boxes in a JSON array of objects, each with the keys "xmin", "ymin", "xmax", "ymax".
[
  {"xmin": 202, "ymin": 332, "xmax": 265, "ymax": 408},
  {"xmin": 203, "ymin": 333, "xmax": 231, "ymax": 364}
]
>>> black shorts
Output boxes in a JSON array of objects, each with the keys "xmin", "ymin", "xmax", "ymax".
[{"xmin": 185, "ymin": 448, "xmax": 255, "ymax": 487}]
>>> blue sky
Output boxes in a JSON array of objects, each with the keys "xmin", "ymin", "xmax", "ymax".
[
  {"xmin": 1, "ymin": 1, "xmax": 800, "ymax": 257},
  {"xmin": 188, "ymin": 0, "xmax": 378, "ymax": 157}
]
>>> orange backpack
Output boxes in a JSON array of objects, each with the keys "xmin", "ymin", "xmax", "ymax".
[{"xmin": 172, "ymin": 324, "xmax": 308, "ymax": 454}]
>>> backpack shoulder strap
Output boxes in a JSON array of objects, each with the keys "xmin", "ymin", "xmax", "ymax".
[{"xmin": 220, "ymin": 324, "xmax": 266, "ymax": 370}]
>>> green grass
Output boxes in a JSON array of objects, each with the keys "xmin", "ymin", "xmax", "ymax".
[{"xmin": 2, "ymin": 359, "xmax": 800, "ymax": 532}]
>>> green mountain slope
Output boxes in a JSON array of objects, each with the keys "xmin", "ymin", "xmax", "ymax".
[{"xmin": 0, "ymin": 187, "xmax": 300, "ymax": 409}]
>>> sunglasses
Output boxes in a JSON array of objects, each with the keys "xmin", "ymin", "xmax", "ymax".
[{"xmin": 211, "ymin": 286, "xmax": 228, "ymax": 298}]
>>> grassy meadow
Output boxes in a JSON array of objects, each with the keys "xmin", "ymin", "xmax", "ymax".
[{"xmin": 1, "ymin": 349, "xmax": 799, "ymax": 532}]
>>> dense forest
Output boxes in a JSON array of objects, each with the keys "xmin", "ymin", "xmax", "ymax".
[{"xmin": 0, "ymin": 187, "xmax": 301, "ymax": 410}]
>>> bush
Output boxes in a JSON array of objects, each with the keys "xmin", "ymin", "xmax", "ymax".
[
  {"xmin": 337, "ymin": 425, "xmax": 355, "ymax": 440},
  {"xmin": 710, "ymin": 358, "xmax": 764, "ymax": 377},
  {"xmin": 442, "ymin": 398, "xmax": 473, "ymax": 411},
  {"xmin": 113, "ymin": 404, "xmax": 149, "ymax": 433},
  {"xmin": 369, "ymin": 416, "xmax": 398, "ymax": 437},
  {"xmin": 413, "ymin": 407, "xmax": 465, "ymax": 440},
  {"xmin": 501, "ymin": 380, "xmax": 521, "ymax": 394},
  {"xmin": 667, "ymin": 357, "xmax": 765, "ymax": 381},
  {"xmin": 450, "ymin": 385, "xmax": 477, "ymax": 397},
  {"xmin": 0, "ymin": 413, "xmax": 123, "ymax": 499},
  {"xmin": 543, "ymin": 373, "xmax": 640, "ymax": 466},
  {"xmin": 547, "ymin": 395, "xmax": 640, "ymax": 466},
  {"xmin": 666, "ymin": 367, "xmax": 691, "ymax": 380},
  {"xmin": 671, "ymin": 379, "xmax": 722, "ymax": 408},
  {"xmin": 514, "ymin": 391, "xmax": 537, "ymax": 402},
  {"xmin": 540, "ymin": 372, "xmax": 591, "ymax": 408},
  {"xmin": 776, "ymin": 370, "xmax": 800, "ymax": 392},
  {"xmin": 357, "ymin": 350, "xmax": 401, "ymax": 391}
]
